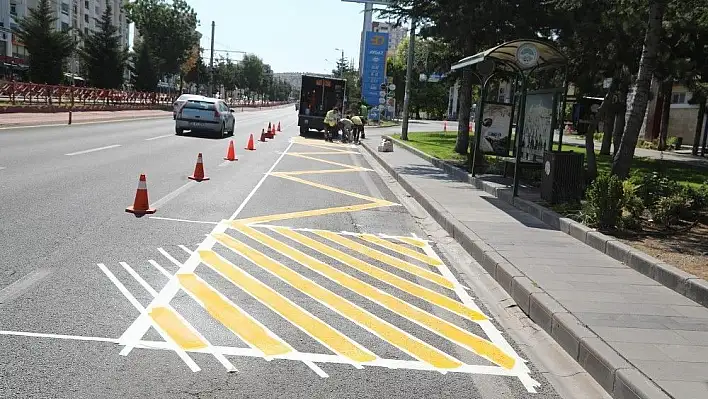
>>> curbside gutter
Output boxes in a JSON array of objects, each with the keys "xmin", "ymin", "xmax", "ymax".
[{"xmin": 362, "ymin": 138, "xmax": 685, "ymax": 399}]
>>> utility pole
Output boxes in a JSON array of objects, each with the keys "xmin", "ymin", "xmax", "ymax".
[
  {"xmin": 208, "ymin": 21, "xmax": 215, "ymax": 97},
  {"xmin": 401, "ymin": 17, "xmax": 416, "ymax": 141}
]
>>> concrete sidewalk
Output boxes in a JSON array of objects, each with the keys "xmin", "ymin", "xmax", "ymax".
[
  {"xmin": 362, "ymin": 133, "xmax": 708, "ymax": 399},
  {"xmin": 0, "ymin": 109, "xmax": 172, "ymax": 128}
]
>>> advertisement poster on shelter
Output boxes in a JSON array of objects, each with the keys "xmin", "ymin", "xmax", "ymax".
[
  {"xmin": 479, "ymin": 103, "xmax": 512, "ymax": 156},
  {"xmin": 521, "ymin": 93, "xmax": 555, "ymax": 163}
]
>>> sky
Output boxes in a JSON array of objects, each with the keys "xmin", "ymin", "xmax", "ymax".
[{"xmin": 182, "ymin": 0, "xmax": 385, "ymax": 74}]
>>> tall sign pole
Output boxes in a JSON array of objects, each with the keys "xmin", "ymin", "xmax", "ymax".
[
  {"xmin": 400, "ymin": 17, "xmax": 416, "ymax": 140},
  {"xmin": 208, "ymin": 21, "xmax": 215, "ymax": 97}
]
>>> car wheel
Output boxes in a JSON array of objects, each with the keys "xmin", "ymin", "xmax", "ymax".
[
  {"xmin": 220, "ymin": 123, "xmax": 226, "ymax": 139},
  {"xmin": 175, "ymin": 127, "xmax": 183, "ymax": 135},
  {"xmin": 299, "ymin": 126, "xmax": 308, "ymax": 136}
]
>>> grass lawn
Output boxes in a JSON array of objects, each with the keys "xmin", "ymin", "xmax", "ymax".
[{"xmin": 391, "ymin": 131, "xmax": 708, "ymax": 188}]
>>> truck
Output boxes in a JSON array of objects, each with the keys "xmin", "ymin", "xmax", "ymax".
[{"xmin": 298, "ymin": 74, "xmax": 347, "ymax": 136}]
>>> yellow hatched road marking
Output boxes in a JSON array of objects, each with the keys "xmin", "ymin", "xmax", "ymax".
[
  {"xmin": 276, "ymin": 169, "xmax": 369, "ymax": 176},
  {"xmin": 273, "ymin": 228, "xmax": 486, "ymax": 322},
  {"xmin": 234, "ymin": 201, "xmax": 396, "ymax": 225},
  {"xmin": 198, "ymin": 250, "xmax": 376, "ymax": 363},
  {"xmin": 312, "ymin": 230, "xmax": 453, "ymax": 290},
  {"xmin": 359, "ymin": 234, "xmax": 443, "ymax": 267},
  {"xmin": 149, "ymin": 307, "xmax": 208, "ymax": 351},
  {"xmin": 177, "ymin": 273, "xmax": 291, "ymax": 357},
  {"xmin": 230, "ymin": 223, "xmax": 516, "ymax": 370},
  {"xmin": 286, "ymin": 153, "xmax": 371, "ymax": 170},
  {"xmin": 288, "ymin": 151, "xmax": 361, "ymax": 155},
  {"xmin": 213, "ymin": 231, "xmax": 462, "ymax": 369},
  {"xmin": 271, "ymin": 173, "xmax": 387, "ymax": 203},
  {"xmin": 395, "ymin": 237, "xmax": 429, "ymax": 248}
]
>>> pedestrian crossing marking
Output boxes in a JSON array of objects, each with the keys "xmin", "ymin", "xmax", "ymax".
[
  {"xmin": 177, "ymin": 273, "xmax": 292, "ymax": 356},
  {"xmin": 149, "ymin": 307, "xmax": 208, "ymax": 351},
  {"xmin": 311, "ymin": 229, "xmax": 453, "ymax": 289},
  {"xmin": 229, "ymin": 223, "xmax": 515, "ymax": 370},
  {"xmin": 198, "ymin": 249, "xmax": 377, "ymax": 363},
  {"xmin": 359, "ymin": 233, "xmax": 444, "ymax": 267},
  {"xmin": 393, "ymin": 236, "xmax": 429, "ymax": 248}
]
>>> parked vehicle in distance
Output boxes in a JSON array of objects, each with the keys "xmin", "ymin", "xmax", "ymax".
[
  {"xmin": 175, "ymin": 97, "xmax": 235, "ymax": 138},
  {"xmin": 297, "ymin": 74, "xmax": 346, "ymax": 136},
  {"xmin": 173, "ymin": 94, "xmax": 207, "ymax": 119}
]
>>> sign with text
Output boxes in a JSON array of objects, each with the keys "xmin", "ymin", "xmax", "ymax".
[
  {"xmin": 361, "ymin": 31, "xmax": 389, "ymax": 107},
  {"xmin": 480, "ymin": 103, "xmax": 513, "ymax": 156}
]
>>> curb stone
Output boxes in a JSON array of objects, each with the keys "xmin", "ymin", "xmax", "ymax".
[
  {"xmin": 361, "ymin": 139, "xmax": 673, "ymax": 399},
  {"xmin": 383, "ymin": 135, "xmax": 708, "ymax": 309}
]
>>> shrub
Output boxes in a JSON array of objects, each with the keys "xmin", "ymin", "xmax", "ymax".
[
  {"xmin": 653, "ymin": 194, "xmax": 690, "ymax": 227},
  {"xmin": 621, "ymin": 180, "xmax": 645, "ymax": 230},
  {"xmin": 583, "ymin": 173, "xmax": 626, "ymax": 229},
  {"xmin": 630, "ymin": 172, "xmax": 680, "ymax": 209}
]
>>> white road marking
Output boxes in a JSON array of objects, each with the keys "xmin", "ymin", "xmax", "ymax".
[
  {"xmin": 0, "ymin": 269, "xmax": 52, "ymax": 304},
  {"xmin": 150, "ymin": 181, "xmax": 195, "ymax": 209},
  {"xmin": 119, "ymin": 262, "xmax": 159, "ymax": 297},
  {"xmin": 149, "ymin": 216, "xmax": 218, "ymax": 225},
  {"xmin": 118, "ymin": 139, "xmax": 295, "ymax": 358},
  {"xmin": 0, "ymin": 115, "xmax": 169, "ymax": 130},
  {"xmin": 178, "ymin": 245, "xmax": 193, "ymax": 255},
  {"xmin": 65, "ymin": 144, "xmax": 121, "ymax": 156},
  {"xmin": 145, "ymin": 134, "xmax": 174, "ymax": 141},
  {"xmin": 157, "ymin": 248, "xmax": 184, "ymax": 270},
  {"xmin": 0, "ymin": 167, "xmax": 5, "ymax": 170},
  {"xmin": 148, "ymin": 260, "xmax": 173, "ymax": 279}
]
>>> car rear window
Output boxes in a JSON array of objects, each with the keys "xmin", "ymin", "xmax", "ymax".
[{"xmin": 183, "ymin": 100, "xmax": 216, "ymax": 110}]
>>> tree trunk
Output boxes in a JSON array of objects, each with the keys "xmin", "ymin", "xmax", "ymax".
[
  {"xmin": 657, "ymin": 79, "xmax": 672, "ymax": 151},
  {"xmin": 612, "ymin": 0, "xmax": 666, "ymax": 179},
  {"xmin": 454, "ymin": 68, "xmax": 474, "ymax": 155},
  {"xmin": 692, "ymin": 97, "xmax": 706, "ymax": 155},
  {"xmin": 613, "ymin": 79, "xmax": 629, "ymax": 156},
  {"xmin": 600, "ymin": 82, "xmax": 618, "ymax": 155}
]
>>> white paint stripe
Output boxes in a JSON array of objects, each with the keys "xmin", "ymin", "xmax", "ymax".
[
  {"xmin": 149, "ymin": 216, "xmax": 218, "ymax": 225},
  {"xmin": 65, "ymin": 144, "xmax": 121, "ymax": 156},
  {"xmin": 0, "ymin": 330, "xmax": 120, "ymax": 343},
  {"xmin": 97, "ymin": 263, "xmax": 145, "ymax": 313},
  {"xmin": 150, "ymin": 181, "xmax": 195, "ymax": 209},
  {"xmin": 147, "ymin": 260, "xmax": 173, "ymax": 279},
  {"xmin": 178, "ymin": 245, "xmax": 193, "ymax": 255},
  {"xmin": 119, "ymin": 262, "xmax": 159, "ymax": 297},
  {"xmin": 0, "ymin": 269, "xmax": 52, "ymax": 304},
  {"xmin": 0, "ymin": 167, "xmax": 5, "ymax": 170},
  {"xmin": 0, "ymin": 115, "xmax": 168, "ymax": 130},
  {"xmin": 157, "ymin": 248, "xmax": 185, "ymax": 269},
  {"xmin": 303, "ymin": 360, "xmax": 329, "ymax": 378},
  {"xmin": 118, "ymin": 140, "xmax": 295, "ymax": 355},
  {"xmin": 145, "ymin": 134, "xmax": 173, "ymax": 141}
]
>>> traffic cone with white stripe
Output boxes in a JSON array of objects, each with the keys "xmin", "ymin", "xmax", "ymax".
[
  {"xmin": 188, "ymin": 153, "xmax": 210, "ymax": 181},
  {"xmin": 126, "ymin": 174, "xmax": 156, "ymax": 215}
]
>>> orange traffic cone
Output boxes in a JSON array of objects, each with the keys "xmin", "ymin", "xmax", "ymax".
[
  {"xmin": 268, "ymin": 125, "xmax": 275, "ymax": 138},
  {"xmin": 224, "ymin": 140, "xmax": 237, "ymax": 161},
  {"xmin": 267, "ymin": 122, "xmax": 272, "ymax": 132},
  {"xmin": 245, "ymin": 133, "xmax": 256, "ymax": 150},
  {"xmin": 260, "ymin": 129, "xmax": 267, "ymax": 142},
  {"xmin": 277, "ymin": 121, "xmax": 281, "ymax": 132},
  {"xmin": 188, "ymin": 153, "xmax": 210, "ymax": 181},
  {"xmin": 126, "ymin": 174, "xmax": 156, "ymax": 215}
]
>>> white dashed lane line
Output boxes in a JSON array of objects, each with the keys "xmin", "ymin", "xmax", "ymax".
[
  {"xmin": 145, "ymin": 134, "xmax": 174, "ymax": 141},
  {"xmin": 65, "ymin": 144, "xmax": 122, "ymax": 156}
]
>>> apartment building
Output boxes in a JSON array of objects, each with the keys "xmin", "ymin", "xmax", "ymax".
[
  {"xmin": 371, "ymin": 21, "xmax": 408, "ymax": 58},
  {"xmin": 1, "ymin": 0, "xmax": 130, "ymax": 75}
]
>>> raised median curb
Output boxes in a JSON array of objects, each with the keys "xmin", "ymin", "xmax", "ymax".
[
  {"xmin": 378, "ymin": 135, "xmax": 708, "ymax": 309},
  {"xmin": 362, "ymin": 138, "xmax": 678, "ymax": 399}
]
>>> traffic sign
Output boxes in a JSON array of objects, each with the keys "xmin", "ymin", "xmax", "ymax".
[
  {"xmin": 388, "ymin": 84, "xmax": 396, "ymax": 91},
  {"xmin": 378, "ymin": 98, "xmax": 386, "ymax": 104}
]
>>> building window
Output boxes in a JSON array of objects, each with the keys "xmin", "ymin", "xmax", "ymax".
[
  {"xmin": 84, "ymin": 14, "xmax": 89, "ymax": 22},
  {"xmin": 671, "ymin": 92, "xmax": 687, "ymax": 104},
  {"xmin": 61, "ymin": 2, "xmax": 70, "ymax": 14},
  {"xmin": 61, "ymin": 22, "xmax": 69, "ymax": 31},
  {"xmin": 72, "ymin": 20, "xmax": 78, "ymax": 28},
  {"xmin": 84, "ymin": 27, "xmax": 89, "ymax": 35},
  {"xmin": 74, "ymin": 4, "xmax": 78, "ymax": 14},
  {"xmin": 84, "ymin": 0, "xmax": 89, "ymax": 9},
  {"xmin": 10, "ymin": 2, "xmax": 17, "ymax": 16}
]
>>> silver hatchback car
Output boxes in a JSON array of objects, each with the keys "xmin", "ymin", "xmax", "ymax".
[{"xmin": 175, "ymin": 98, "xmax": 236, "ymax": 138}]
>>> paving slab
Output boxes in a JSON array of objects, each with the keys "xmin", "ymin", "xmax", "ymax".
[{"xmin": 363, "ymin": 132, "xmax": 708, "ymax": 399}]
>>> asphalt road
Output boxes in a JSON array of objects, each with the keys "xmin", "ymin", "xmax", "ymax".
[{"xmin": 0, "ymin": 110, "xmax": 606, "ymax": 398}]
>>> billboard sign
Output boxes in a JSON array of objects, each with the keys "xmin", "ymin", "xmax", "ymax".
[{"xmin": 361, "ymin": 31, "xmax": 389, "ymax": 108}]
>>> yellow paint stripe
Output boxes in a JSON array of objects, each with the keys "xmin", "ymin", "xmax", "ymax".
[
  {"xmin": 213, "ymin": 231, "xmax": 462, "ymax": 369},
  {"xmin": 395, "ymin": 236, "xmax": 429, "ymax": 248},
  {"xmin": 230, "ymin": 224, "xmax": 515, "ymax": 370},
  {"xmin": 287, "ymin": 153, "xmax": 369, "ymax": 170},
  {"xmin": 359, "ymin": 234, "xmax": 443, "ymax": 266},
  {"xmin": 197, "ymin": 250, "xmax": 375, "ymax": 363},
  {"xmin": 288, "ymin": 151, "xmax": 360, "ymax": 155},
  {"xmin": 273, "ymin": 169, "xmax": 369, "ymax": 176},
  {"xmin": 312, "ymin": 229, "xmax": 454, "ymax": 290},
  {"xmin": 274, "ymin": 227, "xmax": 486, "ymax": 322},
  {"xmin": 149, "ymin": 306, "xmax": 208, "ymax": 350},
  {"xmin": 274, "ymin": 173, "xmax": 386, "ymax": 203},
  {"xmin": 177, "ymin": 273, "xmax": 291, "ymax": 356},
  {"xmin": 292, "ymin": 138, "xmax": 351, "ymax": 151},
  {"xmin": 234, "ymin": 201, "xmax": 395, "ymax": 225}
]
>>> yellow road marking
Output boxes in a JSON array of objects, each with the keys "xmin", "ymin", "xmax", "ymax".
[
  {"xmin": 213, "ymin": 232, "xmax": 462, "ymax": 369},
  {"xmin": 359, "ymin": 234, "xmax": 443, "ymax": 266},
  {"xmin": 286, "ymin": 153, "xmax": 371, "ymax": 170},
  {"xmin": 177, "ymin": 273, "xmax": 291, "ymax": 356},
  {"xmin": 310, "ymin": 229, "xmax": 454, "ymax": 290},
  {"xmin": 288, "ymin": 151, "xmax": 360, "ymax": 155},
  {"xmin": 149, "ymin": 306, "xmax": 208, "ymax": 350},
  {"xmin": 272, "ymin": 173, "xmax": 388, "ymax": 203},
  {"xmin": 274, "ymin": 169, "xmax": 370, "ymax": 176},
  {"xmin": 234, "ymin": 201, "xmax": 395, "ymax": 225},
  {"xmin": 291, "ymin": 138, "xmax": 351, "ymax": 150},
  {"xmin": 395, "ymin": 237, "xmax": 429, "ymax": 248},
  {"xmin": 198, "ymin": 250, "xmax": 375, "ymax": 363},
  {"xmin": 230, "ymin": 223, "xmax": 515, "ymax": 370},
  {"xmin": 274, "ymin": 227, "xmax": 487, "ymax": 322}
]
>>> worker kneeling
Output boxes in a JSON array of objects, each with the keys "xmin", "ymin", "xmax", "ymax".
[
  {"xmin": 339, "ymin": 116, "xmax": 355, "ymax": 144},
  {"xmin": 350, "ymin": 115, "xmax": 364, "ymax": 144}
]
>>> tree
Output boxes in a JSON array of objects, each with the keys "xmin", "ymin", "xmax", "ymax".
[
  {"xmin": 184, "ymin": 53, "xmax": 208, "ymax": 90},
  {"xmin": 236, "ymin": 54, "xmax": 264, "ymax": 101},
  {"xmin": 78, "ymin": 1, "xmax": 127, "ymax": 89},
  {"xmin": 131, "ymin": 40, "xmax": 159, "ymax": 92},
  {"xmin": 612, "ymin": 0, "xmax": 668, "ymax": 179},
  {"xmin": 13, "ymin": 0, "xmax": 74, "ymax": 85},
  {"xmin": 125, "ymin": 0, "xmax": 199, "ymax": 77},
  {"xmin": 180, "ymin": 44, "xmax": 200, "ymax": 91}
]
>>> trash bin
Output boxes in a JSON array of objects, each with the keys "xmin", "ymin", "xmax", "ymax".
[
  {"xmin": 541, "ymin": 151, "xmax": 585, "ymax": 204},
  {"xmin": 675, "ymin": 137, "xmax": 683, "ymax": 150}
]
